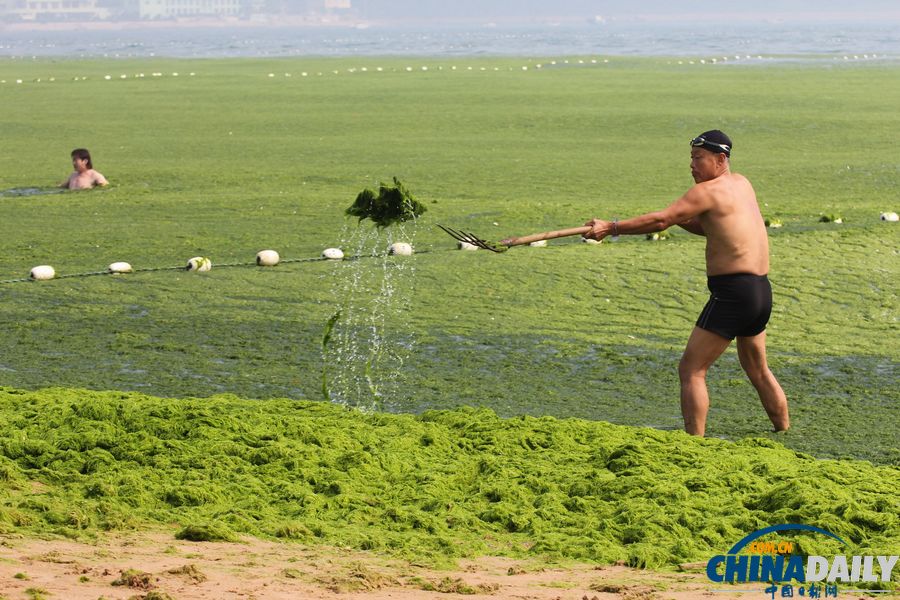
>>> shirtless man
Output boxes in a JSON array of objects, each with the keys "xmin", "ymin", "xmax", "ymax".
[
  {"xmin": 583, "ymin": 130, "xmax": 790, "ymax": 436},
  {"xmin": 61, "ymin": 148, "xmax": 109, "ymax": 190}
]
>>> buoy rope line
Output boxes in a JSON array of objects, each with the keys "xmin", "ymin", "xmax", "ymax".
[
  {"xmin": 7, "ymin": 52, "xmax": 885, "ymax": 86},
  {"xmin": 0, "ymin": 248, "xmax": 440, "ymax": 285},
  {"xmin": 7, "ymin": 214, "xmax": 892, "ymax": 284}
]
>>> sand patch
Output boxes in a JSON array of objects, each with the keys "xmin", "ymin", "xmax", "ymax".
[{"xmin": 0, "ymin": 532, "xmax": 886, "ymax": 600}]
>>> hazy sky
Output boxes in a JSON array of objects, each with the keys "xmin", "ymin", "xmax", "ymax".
[{"xmin": 354, "ymin": 0, "xmax": 900, "ymax": 22}]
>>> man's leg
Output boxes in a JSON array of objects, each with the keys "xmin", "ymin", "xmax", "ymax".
[
  {"xmin": 736, "ymin": 331, "xmax": 790, "ymax": 432},
  {"xmin": 679, "ymin": 326, "xmax": 732, "ymax": 436}
]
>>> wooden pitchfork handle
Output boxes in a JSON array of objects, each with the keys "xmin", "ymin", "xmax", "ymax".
[{"xmin": 500, "ymin": 225, "xmax": 592, "ymax": 247}]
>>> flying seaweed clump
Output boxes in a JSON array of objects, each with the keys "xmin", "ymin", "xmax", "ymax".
[{"xmin": 345, "ymin": 177, "xmax": 427, "ymax": 228}]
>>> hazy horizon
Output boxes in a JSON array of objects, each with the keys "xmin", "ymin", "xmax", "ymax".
[
  {"xmin": 3, "ymin": 0, "xmax": 900, "ymax": 28},
  {"xmin": 351, "ymin": 0, "xmax": 900, "ymax": 24}
]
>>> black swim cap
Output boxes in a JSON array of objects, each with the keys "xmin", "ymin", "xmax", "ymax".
[{"xmin": 690, "ymin": 130, "xmax": 732, "ymax": 157}]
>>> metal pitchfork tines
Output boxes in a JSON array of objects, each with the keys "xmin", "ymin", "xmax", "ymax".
[{"xmin": 436, "ymin": 224, "xmax": 509, "ymax": 253}]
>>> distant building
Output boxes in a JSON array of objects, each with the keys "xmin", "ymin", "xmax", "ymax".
[
  {"xmin": 138, "ymin": 0, "xmax": 241, "ymax": 19},
  {"xmin": 0, "ymin": 0, "xmax": 351, "ymax": 21},
  {"xmin": 137, "ymin": 0, "xmax": 351, "ymax": 20},
  {"xmin": 4, "ymin": 0, "xmax": 110, "ymax": 21}
]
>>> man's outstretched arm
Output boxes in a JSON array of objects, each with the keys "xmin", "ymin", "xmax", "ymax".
[{"xmin": 584, "ymin": 186, "xmax": 711, "ymax": 240}]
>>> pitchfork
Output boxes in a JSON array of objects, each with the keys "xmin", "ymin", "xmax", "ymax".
[{"xmin": 437, "ymin": 224, "xmax": 593, "ymax": 253}]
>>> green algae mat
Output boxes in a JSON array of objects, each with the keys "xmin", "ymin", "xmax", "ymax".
[
  {"xmin": 0, "ymin": 387, "xmax": 897, "ymax": 577},
  {"xmin": 0, "ymin": 58, "xmax": 897, "ymax": 466}
]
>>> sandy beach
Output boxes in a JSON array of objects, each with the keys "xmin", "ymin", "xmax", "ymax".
[{"xmin": 2, "ymin": 531, "xmax": 889, "ymax": 600}]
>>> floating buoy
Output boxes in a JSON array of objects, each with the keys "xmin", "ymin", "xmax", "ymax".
[
  {"xmin": 322, "ymin": 248, "xmax": 344, "ymax": 260},
  {"xmin": 30, "ymin": 265, "xmax": 55, "ymax": 280},
  {"xmin": 186, "ymin": 257, "xmax": 212, "ymax": 272},
  {"xmin": 255, "ymin": 250, "xmax": 280, "ymax": 266},
  {"xmin": 880, "ymin": 212, "xmax": 898, "ymax": 222},
  {"xmin": 108, "ymin": 261, "xmax": 133, "ymax": 273},
  {"xmin": 389, "ymin": 242, "xmax": 413, "ymax": 256}
]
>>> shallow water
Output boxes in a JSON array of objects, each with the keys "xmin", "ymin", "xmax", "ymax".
[
  {"xmin": 0, "ymin": 187, "xmax": 65, "ymax": 197},
  {"xmin": 1, "ymin": 22, "xmax": 898, "ymax": 59}
]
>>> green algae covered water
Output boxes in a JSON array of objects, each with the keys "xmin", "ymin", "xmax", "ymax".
[
  {"xmin": 0, "ymin": 387, "xmax": 897, "ymax": 581},
  {"xmin": 0, "ymin": 57, "xmax": 896, "ymax": 465}
]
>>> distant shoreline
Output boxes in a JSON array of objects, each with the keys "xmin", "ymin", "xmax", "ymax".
[
  {"xmin": 0, "ymin": 16, "xmax": 374, "ymax": 33},
  {"xmin": 3, "ymin": 11, "xmax": 900, "ymax": 34}
]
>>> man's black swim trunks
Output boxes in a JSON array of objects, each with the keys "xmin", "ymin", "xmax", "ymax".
[{"xmin": 696, "ymin": 273, "xmax": 772, "ymax": 340}]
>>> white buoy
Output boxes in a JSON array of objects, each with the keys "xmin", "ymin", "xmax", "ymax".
[
  {"xmin": 458, "ymin": 241, "xmax": 479, "ymax": 251},
  {"xmin": 255, "ymin": 250, "xmax": 280, "ymax": 266},
  {"xmin": 108, "ymin": 261, "xmax": 133, "ymax": 273},
  {"xmin": 529, "ymin": 240, "xmax": 548, "ymax": 247},
  {"xmin": 186, "ymin": 256, "xmax": 212, "ymax": 272},
  {"xmin": 582, "ymin": 237, "xmax": 602, "ymax": 245},
  {"xmin": 880, "ymin": 212, "xmax": 899, "ymax": 222},
  {"xmin": 322, "ymin": 248, "xmax": 344, "ymax": 260},
  {"xmin": 30, "ymin": 265, "xmax": 56, "ymax": 280},
  {"xmin": 388, "ymin": 242, "xmax": 413, "ymax": 256}
]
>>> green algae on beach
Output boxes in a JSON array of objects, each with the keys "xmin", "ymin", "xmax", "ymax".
[{"xmin": 0, "ymin": 387, "xmax": 897, "ymax": 579}]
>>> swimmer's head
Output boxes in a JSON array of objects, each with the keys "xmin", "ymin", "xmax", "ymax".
[
  {"xmin": 71, "ymin": 148, "xmax": 93, "ymax": 169},
  {"xmin": 690, "ymin": 130, "xmax": 732, "ymax": 158}
]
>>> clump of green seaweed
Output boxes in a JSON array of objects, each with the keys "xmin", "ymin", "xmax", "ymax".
[
  {"xmin": 321, "ymin": 310, "xmax": 342, "ymax": 402},
  {"xmin": 175, "ymin": 523, "xmax": 238, "ymax": 543},
  {"xmin": 0, "ymin": 387, "xmax": 897, "ymax": 580},
  {"xmin": 345, "ymin": 177, "xmax": 426, "ymax": 228}
]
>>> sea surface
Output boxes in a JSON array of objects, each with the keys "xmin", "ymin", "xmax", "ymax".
[{"xmin": 1, "ymin": 21, "xmax": 898, "ymax": 60}]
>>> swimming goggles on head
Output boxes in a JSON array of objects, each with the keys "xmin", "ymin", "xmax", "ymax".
[{"xmin": 690, "ymin": 136, "xmax": 731, "ymax": 157}]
